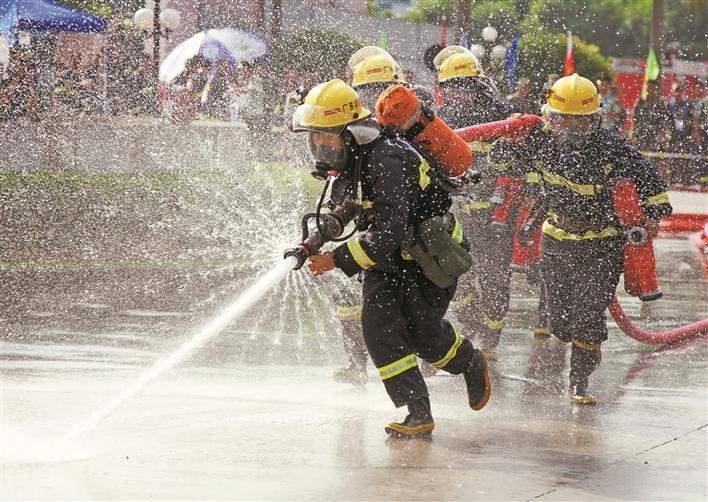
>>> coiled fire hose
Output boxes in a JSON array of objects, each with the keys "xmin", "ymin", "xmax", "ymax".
[{"xmin": 609, "ymin": 296, "xmax": 708, "ymax": 345}]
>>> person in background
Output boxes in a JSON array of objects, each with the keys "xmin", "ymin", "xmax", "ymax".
[
  {"xmin": 668, "ymin": 80, "xmax": 695, "ymax": 185},
  {"xmin": 597, "ymin": 76, "xmax": 626, "ymax": 133},
  {"xmin": 0, "ymin": 46, "xmax": 39, "ymax": 121},
  {"xmin": 490, "ymin": 74, "xmax": 672, "ymax": 404},
  {"xmin": 506, "ymin": 77, "xmax": 536, "ymax": 114}
]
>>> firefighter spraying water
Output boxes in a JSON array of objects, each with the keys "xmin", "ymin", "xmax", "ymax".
[{"xmin": 285, "ymin": 79, "xmax": 491, "ymax": 439}]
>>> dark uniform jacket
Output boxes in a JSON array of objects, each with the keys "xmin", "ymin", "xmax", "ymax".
[
  {"xmin": 489, "ymin": 126, "xmax": 673, "ymax": 242},
  {"xmin": 330, "ymin": 132, "xmax": 452, "ymax": 277},
  {"xmin": 440, "ymin": 96, "xmax": 520, "ymax": 210}
]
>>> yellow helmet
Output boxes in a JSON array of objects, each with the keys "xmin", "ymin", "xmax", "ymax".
[
  {"xmin": 292, "ymin": 79, "xmax": 372, "ymax": 133},
  {"xmin": 349, "ymin": 46, "xmax": 401, "ymax": 87},
  {"xmin": 546, "ymin": 73, "xmax": 600, "ymax": 115},
  {"xmin": 434, "ymin": 45, "xmax": 483, "ymax": 83}
]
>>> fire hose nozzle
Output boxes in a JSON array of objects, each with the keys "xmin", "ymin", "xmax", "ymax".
[{"xmin": 284, "ymin": 243, "xmax": 313, "ymax": 270}]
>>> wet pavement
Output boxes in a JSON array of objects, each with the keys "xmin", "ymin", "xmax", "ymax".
[{"xmin": 1, "ymin": 237, "xmax": 706, "ymax": 501}]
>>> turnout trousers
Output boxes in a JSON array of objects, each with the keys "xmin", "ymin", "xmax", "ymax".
[
  {"xmin": 541, "ymin": 234, "xmax": 624, "ymax": 345},
  {"xmin": 455, "ymin": 208, "xmax": 515, "ymax": 337},
  {"xmin": 361, "ymin": 268, "xmax": 475, "ymax": 407}
]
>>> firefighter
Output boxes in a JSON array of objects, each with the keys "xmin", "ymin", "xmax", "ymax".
[
  {"xmin": 489, "ymin": 74, "xmax": 672, "ymax": 404},
  {"xmin": 349, "ymin": 46, "xmax": 435, "ymax": 111},
  {"xmin": 331, "ymin": 47, "xmax": 436, "ymax": 386},
  {"xmin": 292, "ymin": 79, "xmax": 491, "ymax": 438},
  {"xmin": 434, "ymin": 45, "xmax": 527, "ymax": 357}
]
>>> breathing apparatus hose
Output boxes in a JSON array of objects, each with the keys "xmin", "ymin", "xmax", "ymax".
[
  {"xmin": 285, "ymin": 157, "xmax": 364, "ymax": 269},
  {"xmin": 609, "ymin": 296, "xmax": 708, "ymax": 344}
]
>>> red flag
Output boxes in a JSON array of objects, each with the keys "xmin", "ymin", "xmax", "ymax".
[
  {"xmin": 441, "ymin": 15, "xmax": 447, "ymax": 47},
  {"xmin": 436, "ymin": 16, "xmax": 447, "ymax": 108},
  {"xmin": 563, "ymin": 31, "xmax": 575, "ymax": 76}
]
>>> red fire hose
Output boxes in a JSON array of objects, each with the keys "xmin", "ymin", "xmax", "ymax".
[{"xmin": 609, "ymin": 296, "xmax": 708, "ymax": 344}]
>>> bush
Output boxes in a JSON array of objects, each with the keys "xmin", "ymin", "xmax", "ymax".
[
  {"xmin": 269, "ymin": 30, "xmax": 366, "ymax": 80},
  {"xmin": 517, "ymin": 31, "xmax": 611, "ymax": 91}
]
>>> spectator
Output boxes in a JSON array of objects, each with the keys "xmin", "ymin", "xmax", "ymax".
[
  {"xmin": 203, "ymin": 59, "xmax": 232, "ymax": 120},
  {"xmin": 0, "ymin": 46, "xmax": 40, "ymax": 121},
  {"xmin": 669, "ymin": 80, "xmax": 695, "ymax": 184},
  {"xmin": 598, "ymin": 76, "xmax": 626, "ymax": 132},
  {"xmin": 506, "ymin": 77, "xmax": 536, "ymax": 114},
  {"xmin": 633, "ymin": 81, "xmax": 672, "ymax": 152}
]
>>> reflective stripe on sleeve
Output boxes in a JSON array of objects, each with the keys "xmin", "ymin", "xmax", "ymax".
[
  {"xmin": 432, "ymin": 325, "xmax": 463, "ymax": 369},
  {"xmin": 526, "ymin": 172, "xmax": 542, "ymax": 184},
  {"xmin": 418, "ymin": 158, "xmax": 431, "ymax": 190},
  {"xmin": 460, "ymin": 201, "xmax": 492, "ymax": 213},
  {"xmin": 451, "ymin": 215, "xmax": 464, "ymax": 244},
  {"xmin": 467, "ymin": 141, "xmax": 491, "ymax": 153},
  {"xmin": 377, "ymin": 354, "xmax": 418, "ymax": 380},
  {"xmin": 346, "ymin": 238, "xmax": 376, "ymax": 270},
  {"xmin": 646, "ymin": 191, "xmax": 670, "ymax": 206},
  {"xmin": 479, "ymin": 309, "xmax": 506, "ymax": 332}
]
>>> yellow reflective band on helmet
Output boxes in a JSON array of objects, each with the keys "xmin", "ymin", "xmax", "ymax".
[
  {"xmin": 542, "ymin": 220, "xmax": 620, "ymax": 241},
  {"xmin": 432, "ymin": 325, "xmax": 462, "ymax": 369},
  {"xmin": 336, "ymin": 304, "xmax": 362, "ymax": 321},
  {"xmin": 352, "ymin": 53, "xmax": 397, "ymax": 87},
  {"xmin": 451, "ymin": 215, "xmax": 464, "ymax": 245},
  {"xmin": 646, "ymin": 191, "xmax": 670, "ymax": 206},
  {"xmin": 378, "ymin": 354, "xmax": 418, "ymax": 380},
  {"xmin": 527, "ymin": 172, "xmax": 542, "ymax": 184},
  {"xmin": 347, "ymin": 238, "xmax": 376, "ymax": 270},
  {"xmin": 479, "ymin": 309, "xmax": 506, "ymax": 332},
  {"xmin": 546, "ymin": 73, "xmax": 600, "ymax": 115},
  {"xmin": 436, "ymin": 48, "xmax": 483, "ymax": 82},
  {"xmin": 461, "ymin": 201, "xmax": 492, "ymax": 213},
  {"xmin": 542, "ymin": 169, "xmax": 597, "ymax": 196},
  {"xmin": 467, "ymin": 141, "xmax": 491, "ymax": 153},
  {"xmin": 572, "ymin": 339, "xmax": 601, "ymax": 351},
  {"xmin": 293, "ymin": 79, "xmax": 371, "ymax": 131},
  {"xmin": 418, "ymin": 157, "xmax": 431, "ymax": 190}
]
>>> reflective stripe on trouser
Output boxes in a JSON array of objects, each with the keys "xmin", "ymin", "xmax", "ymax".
[
  {"xmin": 362, "ymin": 270, "xmax": 476, "ymax": 408},
  {"xmin": 453, "ymin": 210, "xmax": 514, "ymax": 336},
  {"xmin": 541, "ymin": 234, "xmax": 623, "ymax": 345}
]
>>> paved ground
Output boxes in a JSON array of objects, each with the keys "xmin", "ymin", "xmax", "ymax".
[{"xmin": 1, "ymin": 238, "xmax": 706, "ymax": 501}]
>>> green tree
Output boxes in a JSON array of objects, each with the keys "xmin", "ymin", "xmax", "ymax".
[
  {"xmin": 269, "ymin": 30, "xmax": 365, "ymax": 79},
  {"xmin": 517, "ymin": 31, "xmax": 611, "ymax": 90},
  {"xmin": 404, "ymin": 0, "xmax": 705, "ymax": 60}
]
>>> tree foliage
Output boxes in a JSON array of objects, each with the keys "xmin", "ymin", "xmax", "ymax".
[
  {"xmin": 405, "ymin": 0, "xmax": 706, "ymax": 60},
  {"xmin": 517, "ymin": 32, "xmax": 610, "ymax": 88},
  {"xmin": 269, "ymin": 30, "xmax": 365, "ymax": 79}
]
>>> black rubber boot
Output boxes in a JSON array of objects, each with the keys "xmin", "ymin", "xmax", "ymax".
[
  {"xmin": 463, "ymin": 349, "xmax": 491, "ymax": 411},
  {"xmin": 385, "ymin": 397, "xmax": 434, "ymax": 439},
  {"xmin": 569, "ymin": 340, "xmax": 602, "ymax": 405}
]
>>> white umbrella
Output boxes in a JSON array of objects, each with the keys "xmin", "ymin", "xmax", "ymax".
[{"xmin": 159, "ymin": 27, "xmax": 267, "ymax": 83}]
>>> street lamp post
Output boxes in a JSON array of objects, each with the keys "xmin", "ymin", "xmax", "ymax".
[
  {"xmin": 152, "ymin": 0, "xmax": 161, "ymax": 83},
  {"xmin": 481, "ymin": 25, "xmax": 498, "ymax": 70},
  {"xmin": 133, "ymin": 1, "xmax": 181, "ymax": 84}
]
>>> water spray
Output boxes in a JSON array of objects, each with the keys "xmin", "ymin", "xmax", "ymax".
[{"xmin": 51, "ymin": 255, "xmax": 299, "ymax": 452}]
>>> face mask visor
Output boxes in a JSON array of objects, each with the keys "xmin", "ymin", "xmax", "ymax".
[
  {"xmin": 307, "ymin": 131, "xmax": 350, "ymax": 179},
  {"xmin": 547, "ymin": 112, "xmax": 599, "ymax": 148}
]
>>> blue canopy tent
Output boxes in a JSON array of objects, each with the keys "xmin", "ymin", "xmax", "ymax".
[
  {"xmin": 0, "ymin": 0, "xmax": 109, "ymax": 111},
  {"xmin": 0, "ymin": 0, "xmax": 107, "ymax": 35}
]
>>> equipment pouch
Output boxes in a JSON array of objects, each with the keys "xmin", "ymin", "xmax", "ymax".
[{"xmin": 402, "ymin": 216, "xmax": 473, "ymax": 289}]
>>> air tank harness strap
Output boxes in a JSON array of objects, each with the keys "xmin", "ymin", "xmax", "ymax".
[{"xmin": 404, "ymin": 104, "xmax": 435, "ymax": 141}]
